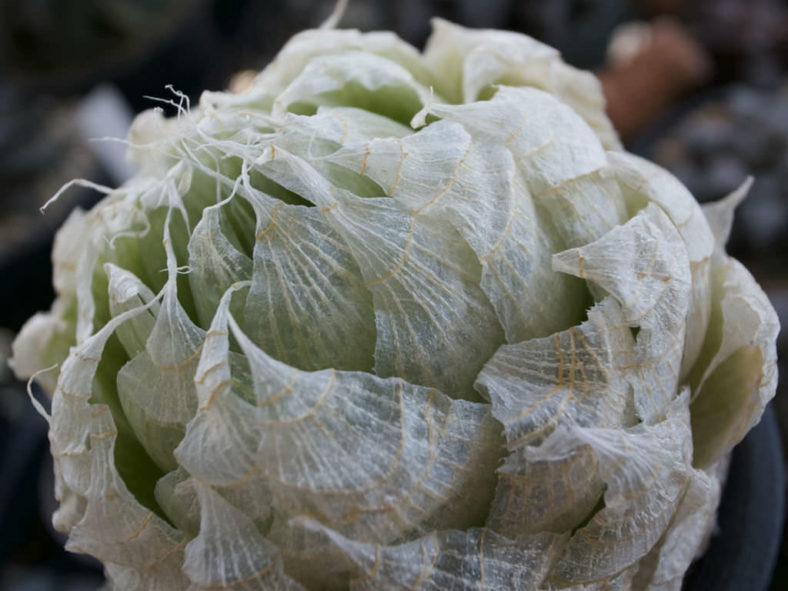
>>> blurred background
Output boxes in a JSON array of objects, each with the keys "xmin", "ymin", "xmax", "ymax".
[{"xmin": 0, "ymin": 0, "xmax": 786, "ymax": 589}]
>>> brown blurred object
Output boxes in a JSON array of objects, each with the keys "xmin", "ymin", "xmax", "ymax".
[
  {"xmin": 599, "ymin": 18, "xmax": 712, "ymax": 141},
  {"xmin": 229, "ymin": 70, "xmax": 258, "ymax": 95}
]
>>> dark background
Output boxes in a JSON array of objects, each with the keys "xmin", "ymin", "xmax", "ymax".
[{"xmin": 0, "ymin": 1, "xmax": 786, "ymax": 589}]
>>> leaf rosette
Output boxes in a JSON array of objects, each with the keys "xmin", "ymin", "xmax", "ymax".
[{"xmin": 12, "ymin": 19, "xmax": 779, "ymax": 590}]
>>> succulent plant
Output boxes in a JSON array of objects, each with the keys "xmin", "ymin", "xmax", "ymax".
[{"xmin": 11, "ymin": 18, "xmax": 779, "ymax": 590}]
